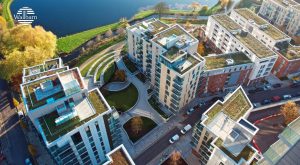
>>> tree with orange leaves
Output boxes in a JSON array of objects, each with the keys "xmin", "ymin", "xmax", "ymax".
[{"xmin": 280, "ymin": 101, "xmax": 300, "ymax": 125}]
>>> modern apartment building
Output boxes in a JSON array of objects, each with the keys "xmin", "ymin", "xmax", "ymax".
[
  {"xmin": 103, "ymin": 144, "xmax": 135, "ymax": 165},
  {"xmin": 272, "ymin": 45, "xmax": 300, "ymax": 78},
  {"xmin": 191, "ymin": 86, "xmax": 261, "ymax": 165},
  {"xmin": 259, "ymin": 116, "xmax": 300, "ymax": 165},
  {"xmin": 20, "ymin": 58, "xmax": 122, "ymax": 165},
  {"xmin": 206, "ymin": 14, "xmax": 277, "ymax": 84},
  {"xmin": 259, "ymin": 0, "xmax": 300, "ymax": 38},
  {"xmin": 198, "ymin": 52, "xmax": 254, "ymax": 96},
  {"xmin": 127, "ymin": 19, "xmax": 205, "ymax": 111},
  {"xmin": 230, "ymin": 8, "xmax": 291, "ymax": 49}
]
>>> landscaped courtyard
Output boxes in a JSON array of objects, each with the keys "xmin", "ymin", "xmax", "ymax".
[
  {"xmin": 103, "ymin": 83, "xmax": 138, "ymax": 112},
  {"xmin": 123, "ymin": 116, "xmax": 157, "ymax": 143}
]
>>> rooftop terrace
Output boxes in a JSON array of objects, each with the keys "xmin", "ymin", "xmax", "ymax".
[
  {"xmin": 204, "ymin": 87, "xmax": 251, "ymax": 125},
  {"xmin": 204, "ymin": 52, "xmax": 252, "ymax": 70},
  {"xmin": 108, "ymin": 149, "xmax": 131, "ymax": 165},
  {"xmin": 234, "ymin": 9, "xmax": 289, "ymax": 40},
  {"xmin": 235, "ymin": 32, "xmax": 275, "ymax": 58},
  {"xmin": 24, "ymin": 58, "xmax": 62, "ymax": 77},
  {"xmin": 212, "ymin": 15, "xmax": 241, "ymax": 31},
  {"xmin": 39, "ymin": 89, "xmax": 109, "ymax": 142},
  {"xmin": 279, "ymin": 45, "xmax": 300, "ymax": 60}
]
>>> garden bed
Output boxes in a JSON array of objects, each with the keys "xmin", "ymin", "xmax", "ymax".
[
  {"xmin": 103, "ymin": 63, "xmax": 116, "ymax": 83},
  {"xmin": 123, "ymin": 56, "xmax": 137, "ymax": 73},
  {"xmin": 123, "ymin": 116, "xmax": 157, "ymax": 143},
  {"xmin": 148, "ymin": 96, "xmax": 169, "ymax": 119}
]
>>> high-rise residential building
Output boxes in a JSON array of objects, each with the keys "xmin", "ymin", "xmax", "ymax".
[
  {"xmin": 103, "ymin": 144, "xmax": 135, "ymax": 165},
  {"xmin": 127, "ymin": 19, "xmax": 205, "ymax": 111},
  {"xmin": 259, "ymin": 0, "xmax": 300, "ymax": 38},
  {"xmin": 206, "ymin": 14, "xmax": 277, "ymax": 84},
  {"xmin": 198, "ymin": 52, "xmax": 254, "ymax": 96},
  {"xmin": 230, "ymin": 8, "xmax": 291, "ymax": 49},
  {"xmin": 20, "ymin": 58, "xmax": 122, "ymax": 165},
  {"xmin": 191, "ymin": 86, "xmax": 261, "ymax": 165},
  {"xmin": 259, "ymin": 116, "xmax": 300, "ymax": 165}
]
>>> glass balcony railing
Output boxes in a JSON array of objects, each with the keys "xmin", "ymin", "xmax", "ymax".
[
  {"xmin": 171, "ymin": 98, "xmax": 179, "ymax": 105},
  {"xmin": 171, "ymin": 94, "xmax": 180, "ymax": 101},
  {"xmin": 172, "ymin": 88, "xmax": 181, "ymax": 96},
  {"xmin": 174, "ymin": 78, "xmax": 183, "ymax": 86},
  {"xmin": 173, "ymin": 83, "xmax": 182, "ymax": 91}
]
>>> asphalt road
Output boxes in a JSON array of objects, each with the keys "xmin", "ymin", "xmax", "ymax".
[
  {"xmin": 134, "ymin": 85, "xmax": 300, "ymax": 165},
  {"xmin": 0, "ymin": 89, "xmax": 29, "ymax": 165}
]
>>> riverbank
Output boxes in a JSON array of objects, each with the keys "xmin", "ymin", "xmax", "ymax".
[{"xmin": 0, "ymin": 0, "xmax": 14, "ymax": 27}]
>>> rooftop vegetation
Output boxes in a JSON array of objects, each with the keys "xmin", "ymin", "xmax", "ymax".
[
  {"xmin": 280, "ymin": 46, "xmax": 300, "ymax": 60},
  {"xmin": 213, "ymin": 15, "xmax": 240, "ymax": 31},
  {"xmin": 88, "ymin": 90, "xmax": 107, "ymax": 114},
  {"xmin": 109, "ymin": 149, "xmax": 131, "ymax": 165}
]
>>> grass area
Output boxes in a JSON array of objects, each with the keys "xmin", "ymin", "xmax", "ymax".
[
  {"xmin": 133, "ymin": 10, "xmax": 155, "ymax": 20},
  {"xmin": 57, "ymin": 23, "xmax": 119, "ymax": 53},
  {"xmin": 135, "ymin": 72, "xmax": 146, "ymax": 83},
  {"xmin": 95, "ymin": 57, "xmax": 114, "ymax": 81},
  {"xmin": 123, "ymin": 56, "xmax": 138, "ymax": 73},
  {"xmin": 199, "ymin": 2, "xmax": 223, "ymax": 16},
  {"xmin": 73, "ymin": 36, "xmax": 124, "ymax": 67},
  {"xmin": 103, "ymin": 63, "xmax": 116, "ymax": 83},
  {"xmin": 103, "ymin": 83, "xmax": 138, "ymax": 112},
  {"xmin": 148, "ymin": 96, "xmax": 169, "ymax": 119},
  {"xmin": 88, "ymin": 90, "xmax": 107, "ymax": 114},
  {"xmin": 1, "ymin": 0, "xmax": 14, "ymax": 27},
  {"xmin": 123, "ymin": 116, "xmax": 157, "ymax": 143}
]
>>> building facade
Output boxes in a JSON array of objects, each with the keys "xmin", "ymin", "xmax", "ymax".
[
  {"xmin": 259, "ymin": 0, "xmax": 300, "ymax": 38},
  {"xmin": 191, "ymin": 86, "xmax": 261, "ymax": 165},
  {"xmin": 20, "ymin": 58, "xmax": 122, "ymax": 165},
  {"xmin": 127, "ymin": 19, "xmax": 205, "ymax": 111}
]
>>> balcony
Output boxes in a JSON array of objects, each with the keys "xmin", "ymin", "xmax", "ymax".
[
  {"xmin": 173, "ymin": 83, "xmax": 182, "ymax": 91},
  {"xmin": 174, "ymin": 78, "xmax": 183, "ymax": 86},
  {"xmin": 171, "ymin": 93, "xmax": 180, "ymax": 101},
  {"xmin": 146, "ymin": 54, "xmax": 152, "ymax": 59},
  {"xmin": 172, "ymin": 88, "xmax": 181, "ymax": 96},
  {"xmin": 146, "ymin": 59, "xmax": 152, "ymax": 63},
  {"xmin": 171, "ymin": 98, "xmax": 179, "ymax": 105},
  {"xmin": 170, "ymin": 103, "xmax": 179, "ymax": 110}
]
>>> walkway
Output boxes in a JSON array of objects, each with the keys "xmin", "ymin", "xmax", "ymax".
[{"xmin": 104, "ymin": 81, "xmax": 130, "ymax": 91}]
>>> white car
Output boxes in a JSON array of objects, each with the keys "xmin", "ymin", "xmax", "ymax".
[
  {"xmin": 282, "ymin": 95, "xmax": 292, "ymax": 100},
  {"xmin": 180, "ymin": 124, "xmax": 192, "ymax": 135},
  {"xmin": 187, "ymin": 108, "xmax": 195, "ymax": 115},
  {"xmin": 169, "ymin": 134, "xmax": 179, "ymax": 144}
]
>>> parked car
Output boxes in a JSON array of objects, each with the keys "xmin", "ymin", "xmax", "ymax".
[
  {"xmin": 292, "ymin": 92, "xmax": 300, "ymax": 97},
  {"xmin": 169, "ymin": 134, "xmax": 180, "ymax": 144},
  {"xmin": 248, "ymin": 90, "xmax": 256, "ymax": 94},
  {"xmin": 253, "ymin": 103, "xmax": 259, "ymax": 108},
  {"xmin": 282, "ymin": 95, "xmax": 292, "ymax": 100},
  {"xmin": 272, "ymin": 96, "xmax": 281, "ymax": 102},
  {"xmin": 187, "ymin": 108, "xmax": 195, "ymax": 115},
  {"xmin": 255, "ymin": 87, "xmax": 264, "ymax": 92},
  {"xmin": 180, "ymin": 124, "xmax": 192, "ymax": 135},
  {"xmin": 263, "ymin": 85, "xmax": 272, "ymax": 91},
  {"xmin": 261, "ymin": 99, "xmax": 272, "ymax": 105},
  {"xmin": 198, "ymin": 102, "xmax": 206, "ymax": 107},
  {"xmin": 290, "ymin": 82, "xmax": 300, "ymax": 88},
  {"xmin": 25, "ymin": 158, "xmax": 33, "ymax": 165},
  {"xmin": 272, "ymin": 83, "xmax": 282, "ymax": 88}
]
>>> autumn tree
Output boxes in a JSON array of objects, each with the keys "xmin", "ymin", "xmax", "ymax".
[
  {"xmin": 28, "ymin": 144, "xmax": 38, "ymax": 157},
  {"xmin": 114, "ymin": 70, "xmax": 126, "ymax": 82},
  {"xmin": 116, "ymin": 27, "xmax": 125, "ymax": 35},
  {"xmin": 280, "ymin": 101, "xmax": 300, "ymax": 125},
  {"xmin": 130, "ymin": 116, "xmax": 143, "ymax": 135},
  {"xmin": 119, "ymin": 17, "xmax": 129, "ymax": 28},
  {"xmin": 189, "ymin": 2, "xmax": 201, "ymax": 12},
  {"xmin": 153, "ymin": 2, "xmax": 169, "ymax": 19},
  {"xmin": 197, "ymin": 42, "xmax": 205, "ymax": 55},
  {"xmin": 170, "ymin": 151, "xmax": 182, "ymax": 165},
  {"xmin": 0, "ymin": 25, "xmax": 57, "ymax": 82},
  {"xmin": 220, "ymin": 0, "xmax": 230, "ymax": 9},
  {"xmin": 13, "ymin": 97, "xmax": 20, "ymax": 110},
  {"xmin": 105, "ymin": 28, "xmax": 113, "ymax": 38},
  {"xmin": 0, "ymin": 16, "xmax": 6, "ymax": 31},
  {"xmin": 185, "ymin": 21, "xmax": 192, "ymax": 28}
]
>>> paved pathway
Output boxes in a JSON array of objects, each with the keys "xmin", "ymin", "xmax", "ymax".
[{"xmin": 104, "ymin": 81, "xmax": 130, "ymax": 91}]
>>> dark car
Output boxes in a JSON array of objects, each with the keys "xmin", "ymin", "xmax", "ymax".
[
  {"xmin": 292, "ymin": 92, "xmax": 300, "ymax": 97},
  {"xmin": 248, "ymin": 90, "xmax": 256, "ymax": 94},
  {"xmin": 291, "ymin": 82, "xmax": 300, "ymax": 88},
  {"xmin": 209, "ymin": 97, "xmax": 224, "ymax": 103},
  {"xmin": 261, "ymin": 99, "xmax": 272, "ymax": 105},
  {"xmin": 255, "ymin": 87, "xmax": 264, "ymax": 92},
  {"xmin": 272, "ymin": 83, "xmax": 282, "ymax": 88},
  {"xmin": 272, "ymin": 96, "xmax": 281, "ymax": 102}
]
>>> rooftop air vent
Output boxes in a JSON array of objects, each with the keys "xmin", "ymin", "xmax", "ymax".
[
  {"xmin": 226, "ymin": 59, "xmax": 235, "ymax": 65},
  {"xmin": 248, "ymin": 19, "xmax": 255, "ymax": 24},
  {"xmin": 283, "ymin": 0, "xmax": 289, "ymax": 5},
  {"xmin": 288, "ymin": 50, "xmax": 297, "ymax": 56}
]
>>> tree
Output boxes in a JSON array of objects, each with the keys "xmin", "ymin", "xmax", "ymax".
[
  {"xmin": 185, "ymin": 21, "xmax": 192, "ymax": 28},
  {"xmin": 130, "ymin": 116, "xmax": 143, "ymax": 135},
  {"xmin": 116, "ymin": 27, "xmax": 125, "ymax": 35},
  {"xmin": 105, "ymin": 28, "xmax": 113, "ymax": 38},
  {"xmin": 170, "ymin": 151, "xmax": 182, "ymax": 165},
  {"xmin": 153, "ymin": 2, "xmax": 169, "ymax": 19},
  {"xmin": 114, "ymin": 70, "xmax": 126, "ymax": 82},
  {"xmin": 119, "ymin": 17, "xmax": 129, "ymax": 28},
  {"xmin": 0, "ymin": 25, "xmax": 57, "ymax": 81},
  {"xmin": 197, "ymin": 42, "xmax": 205, "ymax": 55},
  {"xmin": 189, "ymin": 2, "xmax": 201, "ymax": 12},
  {"xmin": 0, "ymin": 16, "xmax": 6, "ymax": 31},
  {"xmin": 13, "ymin": 98, "xmax": 20, "ymax": 109},
  {"xmin": 28, "ymin": 144, "xmax": 38, "ymax": 157},
  {"xmin": 280, "ymin": 101, "xmax": 300, "ymax": 125},
  {"xmin": 220, "ymin": 0, "xmax": 230, "ymax": 9},
  {"xmin": 95, "ymin": 34, "xmax": 102, "ymax": 42}
]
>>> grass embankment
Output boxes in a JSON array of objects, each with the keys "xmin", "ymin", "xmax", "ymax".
[
  {"xmin": 103, "ymin": 63, "xmax": 116, "ymax": 83},
  {"xmin": 1, "ymin": 0, "xmax": 14, "ymax": 27},
  {"xmin": 57, "ymin": 23, "xmax": 119, "ymax": 53},
  {"xmin": 95, "ymin": 58, "xmax": 114, "ymax": 81}
]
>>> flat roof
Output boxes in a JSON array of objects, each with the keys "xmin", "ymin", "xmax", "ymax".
[
  {"xmin": 274, "ymin": 0, "xmax": 298, "ymax": 7},
  {"xmin": 235, "ymin": 32, "xmax": 275, "ymax": 58},
  {"xmin": 234, "ymin": 8, "xmax": 288, "ymax": 40},
  {"xmin": 212, "ymin": 15, "xmax": 241, "ymax": 31},
  {"xmin": 279, "ymin": 45, "xmax": 300, "ymax": 60},
  {"xmin": 204, "ymin": 87, "xmax": 252, "ymax": 125},
  {"xmin": 204, "ymin": 52, "xmax": 252, "ymax": 70}
]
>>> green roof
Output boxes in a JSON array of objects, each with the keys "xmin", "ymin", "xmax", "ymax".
[
  {"xmin": 215, "ymin": 138, "xmax": 255, "ymax": 163},
  {"xmin": 279, "ymin": 45, "xmax": 300, "ymax": 60},
  {"xmin": 205, "ymin": 88, "xmax": 251, "ymax": 125},
  {"xmin": 205, "ymin": 52, "xmax": 252, "ymax": 70},
  {"xmin": 235, "ymin": 8, "xmax": 267, "ymax": 26},
  {"xmin": 164, "ymin": 46, "xmax": 181, "ymax": 61},
  {"xmin": 212, "ymin": 15, "xmax": 241, "ymax": 31},
  {"xmin": 235, "ymin": 32, "xmax": 274, "ymax": 58},
  {"xmin": 149, "ymin": 20, "xmax": 169, "ymax": 33}
]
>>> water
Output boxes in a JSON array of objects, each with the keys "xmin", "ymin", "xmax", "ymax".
[{"xmin": 11, "ymin": 0, "xmax": 218, "ymax": 37}]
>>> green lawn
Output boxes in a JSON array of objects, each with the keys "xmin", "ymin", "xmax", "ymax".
[
  {"xmin": 1, "ymin": 0, "xmax": 14, "ymax": 27},
  {"xmin": 133, "ymin": 10, "xmax": 155, "ymax": 20},
  {"xmin": 199, "ymin": 2, "xmax": 223, "ymax": 16},
  {"xmin": 104, "ymin": 83, "xmax": 138, "ymax": 112},
  {"xmin": 148, "ymin": 96, "xmax": 169, "ymax": 119},
  {"xmin": 123, "ymin": 57, "xmax": 137, "ymax": 73},
  {"xmin": 103, "ymin": 63, "xmax": 116, "ymax": 83},
  {"xmin": 57, "ymin": 23, "xmax": 119, "ymax": 53},
  {"xmin": 123, "ymin": 116, "xmax": 157, "ymax": 143},
  {"xmin": 95, "ymin": 58, "xmax": 114, "ymax": 81}
]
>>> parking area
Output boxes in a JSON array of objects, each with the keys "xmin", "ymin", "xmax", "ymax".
[{"xmin": 252, "ymin": 115, "xmax": 285, "ymax": 153}]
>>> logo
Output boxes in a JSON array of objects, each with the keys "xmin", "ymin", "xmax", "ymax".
[{"xmin": 14, "ymin": 7, "xmax": 37, "ymax": 24}]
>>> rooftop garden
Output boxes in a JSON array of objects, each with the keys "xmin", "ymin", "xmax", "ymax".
[
  {"xmin": 204, "ymin": 89, "xmax": 251, "ymax": 125},
  {"xmin": 236, "ymin": 33, "xmax": 274, "ymax": 58},
  {"xmin": 88, "ymin": 90, "xmax": 107, "ymax": 114},
  {"xmin": 165, "ymin": 47, "xmax": 181, "ymax": 61},
  {"xmin": 262, "ymin": 25, "xmax": 287, "ymax": 40},
  {"xmin": 205, "ymin": 52, "xmax": 252, "ymax": 70},
  {"xmin": 215, "ymin": 138, "xmax": 255, "ymax": 163},
  {"xmin": 235, "ymin": 8, "xmax": 266, "ymax": 25},
  {"xmin": 280, "ymin": 46, "xmax": 300, "ymax": 60},
  {"xmin": 213, "ymin": 15, "xmax": 240, "ymax": 31},
  {"xmin": 175, "ymin": 54, "xmax": 200, "ymax": 74},
  {"xmin": 109, "ymin": 149, "xmax": 131, "ymax": 165}
]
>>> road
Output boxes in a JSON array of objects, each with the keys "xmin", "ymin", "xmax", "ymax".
[
  {"xmin": 0, "ymin": 80, "xmax": 29, "ymax": 165},
  {"xmin": 134, "ymin": 85, "xmax": 300, "ymax": 165}
]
